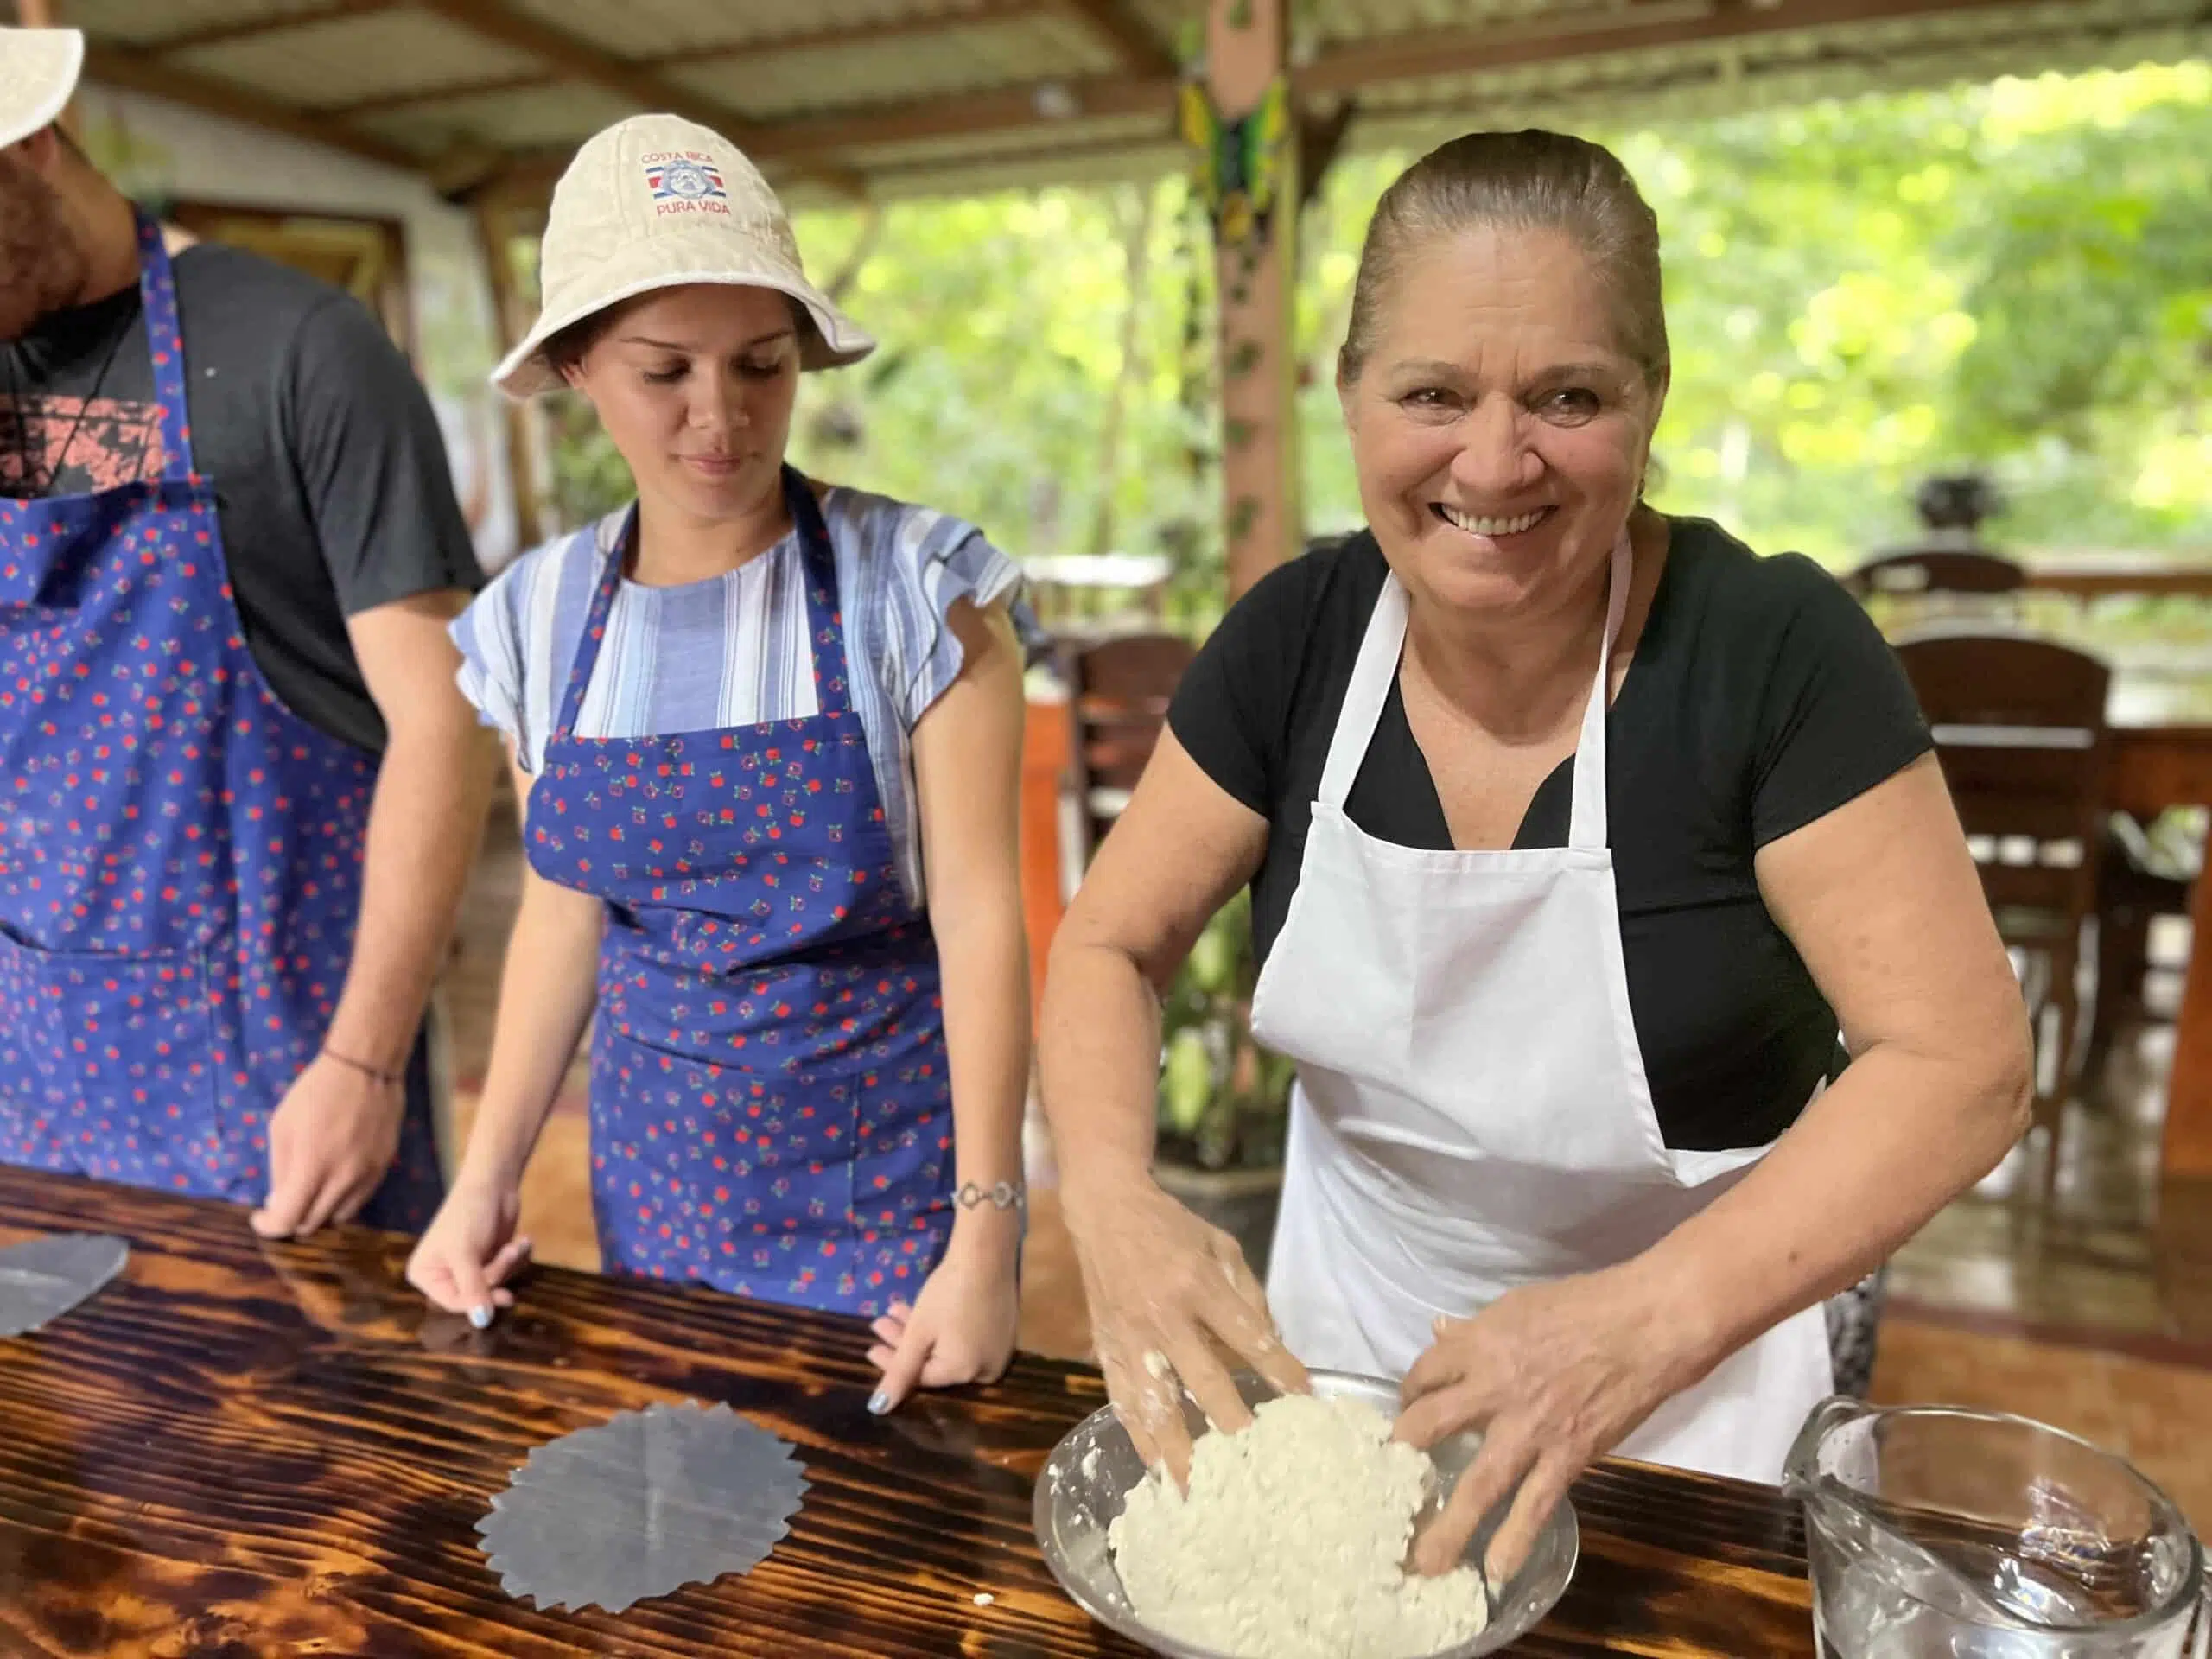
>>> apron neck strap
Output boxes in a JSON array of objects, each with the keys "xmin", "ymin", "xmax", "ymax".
[
  {"xmin": 783, "ymin": 465, "xmax": 854, "ymax": 716},
  {"xmin": 551, "ymin": 507, "xmax": 630, "ymax": 739},
  {"xmin": 131, "ymin": 209, "xmax": 195, "ymax": 483},
  {"xmin": 1566, "ymin": 526, "xmax": 1633, "ymax": 850},
  {"xmin": 1317, "ymin": 527, "xmax": 1636, "ymax": 853},
  {"xmin": 1318, "ymin": 574, "xmax": 1405, "ymax": 809}
]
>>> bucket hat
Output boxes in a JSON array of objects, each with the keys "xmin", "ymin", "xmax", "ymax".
[
  {"xmin": 0, "ymin": 26, "xmax": 84, "ymax": 151},
  {"xmin": 493, "ymin": 113, "xmax": 873, "ymax": 398}
]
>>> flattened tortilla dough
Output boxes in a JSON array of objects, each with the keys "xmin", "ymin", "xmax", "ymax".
[{"xmin": 1107, "ymin": 1393, "xmax": 1490, "ymax": 1658}]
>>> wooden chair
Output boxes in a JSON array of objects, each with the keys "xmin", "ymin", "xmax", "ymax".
[
  {"xmin": 2085, "ymin": 811, "xmax": 2198, "ymax": 1079},
  {"xmin": 1891, "ymin": 632, "xmax": 2113, "ymax": 1198},
  {"xmin": 1846, "ymin": 548, "xmax": 2027, "ymax": 597},
  {"xmin": 1056, "ymin": 631, "xmax": 1197, "ymax": 870},
  {"xmin": 1849, "ymin": 555, "xmax": 2025, "ymax": 632}
]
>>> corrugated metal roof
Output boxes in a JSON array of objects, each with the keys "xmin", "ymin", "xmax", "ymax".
[
  {"xmin": 500, "ymin": 0, "xmax": 999, "ymax": 61},
  {"xmin": 842, "ymin": 106, "xmax": 1170, "ymax": 168},
  {"xmin": 352, "ymin": 79, "xmax": 642, "ymax": 154},
  {"xmin": 1306, "ymin": 0, "xmax": 1554, "ymax": 46},
  {"xmin": 60, "ymin": 0, "xmax": 2209, "ymax": 202},
  {"xmin": 664, "ymin": 14, "xmax": 1120, "ymax": 121},
  {"xmin": 64, "ymin": 0, "xmax": 334, "ymax": 49},
  {"xmin": 168, "ymin": 12, "xmax": 545, "ymax": 111}
]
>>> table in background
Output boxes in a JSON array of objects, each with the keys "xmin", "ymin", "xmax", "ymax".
[
  {"xmin": 2109, "ymin": 676, "xmax": 2212, "ymax": 1177},
  {"xmin": 2024, "ymin": 552, "xmax": 2212, "ymax": 601},
  {"xmin": 0, "ymin": 1170, "xmax": 1817, "ymax": 1656}
]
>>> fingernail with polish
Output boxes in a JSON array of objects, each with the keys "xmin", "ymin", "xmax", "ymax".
[
  {"xmin": 868, "ymin": 1391, "xmax": 891, "ymax": 1415},
  {"xmin": 468, "ymin": 1306, "xmax": 493, "ymax": 1330}
]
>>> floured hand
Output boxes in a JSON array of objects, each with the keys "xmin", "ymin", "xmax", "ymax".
[{"xmin": 1062, "ymin": 1171, "xmax": 1308, "ymax": 1487}]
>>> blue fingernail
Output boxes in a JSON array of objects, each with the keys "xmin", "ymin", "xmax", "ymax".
[
  {"xmin": 868, "ymin": 1391, "xmax": 890, "ymax": 1415},
  {"xmin": 468, "ymin": 1306, "xmax": 493, "ymax": 1330}
]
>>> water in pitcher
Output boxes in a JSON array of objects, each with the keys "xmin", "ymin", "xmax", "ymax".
[{"xmin": 1786, "ymin": 1399, "xmax": 2209, "ymax": 1659}]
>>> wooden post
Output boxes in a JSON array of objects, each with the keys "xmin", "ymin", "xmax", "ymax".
[
  {"xmin": 1194, "ymin": 0, "xmax": 1300, "ymax": 600},
  {"xmin": 471, "ymin": 193, "xmax": 543, "ymax": 553}
]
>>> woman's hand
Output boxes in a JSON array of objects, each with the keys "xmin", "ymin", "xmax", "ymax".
[
  {"xmin": 867, "ymin": 1209, "xmax": 1021, "ymax": 1413},
  {"xmin": 404, "ymin": 1173, "xmax": 533, "ymax": 1329},
  {"xmin": 1394, "ymin": 1262, "xmax": 1712, "ymax": 1584},
  {"xmin": 1065, "ymin": 1173, "xmax": 1309, "ymax": 1487}
]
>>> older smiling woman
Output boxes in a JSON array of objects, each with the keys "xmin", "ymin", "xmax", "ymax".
[{"xmin": 1039, "ymin": 130, "xmax": 2031, "ymax": 1582}]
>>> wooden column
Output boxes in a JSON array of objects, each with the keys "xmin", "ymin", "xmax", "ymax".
[
  {"xmin": 1195, "ymin": 0, "xmax": 1301, "ymax": 600},
  {"xmin": 471, "ymin": 193, "xmax": 544, "ymax": 552}
]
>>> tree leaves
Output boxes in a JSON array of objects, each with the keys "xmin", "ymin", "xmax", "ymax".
[{"xmin": 541, "ymin": 60, "xmax": 2210, "ymax": 590}]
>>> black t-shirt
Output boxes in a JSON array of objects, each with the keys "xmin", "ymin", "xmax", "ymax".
[
  {"xmin": 0, "ymin": 242, "xmax": 481, "ymax": 751},
  {"xmin": 1167, "ymin": 517, "xmax": 1933, "ymax": 1152}
]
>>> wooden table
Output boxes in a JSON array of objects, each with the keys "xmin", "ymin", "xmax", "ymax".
[
  {"xmin": 2109, "ymin": 677, "xmax": 2212, "ymax": 1177},
  {"xmin": 0, "ymin": 1169, "xmax": 1818, "ymax": 1656}
]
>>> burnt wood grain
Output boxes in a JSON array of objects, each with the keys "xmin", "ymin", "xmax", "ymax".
[{"xmin": 0, "ymin": 1168, "xmax": 1814, "ymax": 1656}]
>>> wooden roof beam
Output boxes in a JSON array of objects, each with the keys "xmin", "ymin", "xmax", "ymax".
[
  {"xmin": 331, "ymin": 68, "xmax": 550, "ymax": 118},
  {"xmin": 327, "ymin": 1, "xmax": 1077, "ymax": 118},
  {"xmin": 410, "ymin": 0, "xmax": 870, "ymax": 198},
  {"xmin": 748, "ymin": 71, "xmax": 1177, "ymax": 165},
  {"xmin": 82, "ymin": 42, "xmax": 422, "ymax": 171},
  {"xmin": 1039, "ymin": 0, "xmax": 1181, "ymax": 74},
  {"xmin": 1298, "ymin": 98, "xmax": 1356, "ymax": 208},
  {"xmin": 467, "ymin": 67, "xmax": 1177, "ymax": 201},
  {"xmin": 661, "ymin": 0, "xmax": 1048, "ymax": 67},
  {"xmin": 1292, "ymin": 0, "xmax": 2053, "ymax": 97}
]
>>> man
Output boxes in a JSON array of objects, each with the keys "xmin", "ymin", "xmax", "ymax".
[{"xmin": 0, "ymin": 27, "xmax": 493, "ymax": 1239}]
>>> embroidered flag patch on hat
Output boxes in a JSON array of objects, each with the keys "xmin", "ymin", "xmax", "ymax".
[{"xmin": 645, "ymin": 153, "xmax": 728, "ymax": 208}]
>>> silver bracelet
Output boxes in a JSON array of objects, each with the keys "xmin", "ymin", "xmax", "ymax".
[{"xmin": 955, "ymin": 1179, "xmax": 1027, "ymax": 1212}]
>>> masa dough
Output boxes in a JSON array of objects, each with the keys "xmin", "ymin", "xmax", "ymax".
[{"xmin": 1107, "ymin": 1393, "xmax": 1491, "ymax": 1658}]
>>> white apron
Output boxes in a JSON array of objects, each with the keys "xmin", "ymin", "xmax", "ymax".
[{"xmin": 1249, "ymin": 534, "xmax": 1833, "ymax": 1485}]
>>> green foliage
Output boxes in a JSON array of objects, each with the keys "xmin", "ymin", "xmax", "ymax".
[
  {"xmin": 1304, "ymin": 62, "xmax": 2212, "ymax": 563},
  {"xmin": 791, "ymin": 184, "xmax": 1221, "ymax": 606},
  {"xmin": 544, "ymin": 59, "xmax": 2209, "ymax": 588},
  {"xmin": 1154, "ymin": 891, "xmax": 1294, "ymax": 1172},
  {"xmin": 544, "ymin": 394, "xmax": 634, "ymax": 528}
]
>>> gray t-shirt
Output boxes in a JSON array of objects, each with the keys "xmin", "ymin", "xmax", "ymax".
[{"xmin": 0, "ymin": 241, "xmax": 482, "ymax": 750}]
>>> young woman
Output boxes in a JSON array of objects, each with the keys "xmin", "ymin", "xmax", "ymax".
[{"xmin": 407, "ymin": 114, "xmax": 1033, "ymax": 1414}]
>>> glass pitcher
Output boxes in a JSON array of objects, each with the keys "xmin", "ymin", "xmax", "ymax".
[{"xmin": 1783, "ymin": 1398, "xmax": 2209, "ymax": 1659}]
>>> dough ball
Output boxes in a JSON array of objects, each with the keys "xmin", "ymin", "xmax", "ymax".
[{"xmin": 1107, "ymin": 1393, "xmax": 1490, "ymax": 1658}]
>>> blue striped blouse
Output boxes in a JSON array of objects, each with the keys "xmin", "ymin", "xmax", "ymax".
[{"xmin": 450, "ymin": 485, "xmax": 1027, "ymax": 910}]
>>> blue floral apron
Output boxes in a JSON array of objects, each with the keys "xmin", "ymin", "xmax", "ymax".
[
  {"xmin": 0, "ymin": 212, "xmax": 442, "ymax": 1228},
  {"xmin": 524, "ymin": 466, "xmax": 955, "ymax": 1315}
]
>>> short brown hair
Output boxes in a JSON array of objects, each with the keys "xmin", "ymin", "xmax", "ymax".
[
  {"xmin": 1338, "ymin": 130, "xmax": 1669, "ymax": 391},
  {"xmin": 539, "ymin": 289, "xmax": 823, "ymax": 381},
  {"xmin": 540, "ymin": 306, "xmax": 620, "ymax": 379}
]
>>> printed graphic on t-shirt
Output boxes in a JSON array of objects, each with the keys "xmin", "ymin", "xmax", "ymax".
[{"xmin": 0, "ymin": 392, "xmax": 163, "ymax": 498}]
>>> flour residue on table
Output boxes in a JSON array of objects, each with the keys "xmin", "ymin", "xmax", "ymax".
[{"xmin": 1106, "ymin": 1392, "xmax": 1490, "ymax": 1658}]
